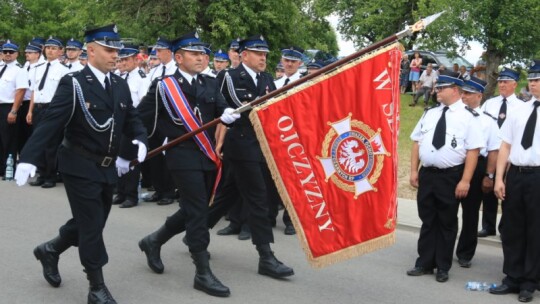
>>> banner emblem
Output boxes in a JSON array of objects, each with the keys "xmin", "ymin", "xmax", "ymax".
[{"xmin": 318, "ymin": 114, "xmax": 390, "ymax": 198}]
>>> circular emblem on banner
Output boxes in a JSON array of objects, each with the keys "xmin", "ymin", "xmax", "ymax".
[{"xmin": 317, "ymin": 114, "xmax": 390, "ymax": 198}]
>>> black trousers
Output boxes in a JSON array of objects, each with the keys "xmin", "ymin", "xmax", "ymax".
[
  {"xmin": 0, "ymin": 104, "xmax": 18, "ymax": 174},
  {"xmin": 166, "ymin": 169, "xmax": 215, "ymax": 253},
  {"xmin": 17, "ymin": 100, "xmax": 32, "ymax": 155},
  {"xmin": 145, "ymin": 135, "xmax": 175, "ymax": 198},
  {"xmin": 58, "ymin": 173, "xmax": 114, "ymax": 271},
  {"xmin": 481, "ymin": 191, "xmax": 499, "ymax": 233},
  {"xmin": 415, "ymin": 166, "xmax": 462, "ymax": 272},
  {"xmin": 500, "ymin": 166, "xmax": 540, "ymax": 292},
  {"xmin": 456, "ymin": 157, "xmax": 486, "ymax": 261},
  {"xmin": 116, "ymin": 164, "xmax": 141, "ymax": 202},
  {"xmin": 33, "ymin": 104, "xmax": 61, "ymax": 182}
]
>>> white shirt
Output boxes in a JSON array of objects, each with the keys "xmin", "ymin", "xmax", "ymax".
[
  {"xmin": 87, "ymin": 63, "xmax": 110, "ymax": 90},
  {"xmin": 124, "ymin": 68, "xmax": 149, "ymax": 107},
  {"xmin": 31, "ymin": 59, "xmax": 70, "ymax": 103},
  {"xmin": 411, "ymin": 100, "xmax": 484, "ymax": 168},
  {"xmin": 148, "ymin": 59, "xmax": 177, "ymax": 82},
  {"xmin": 419, "ymin": 70, "xmax": 437, "ymax": 88},
  {"xmin": 501, "ymin": 98, "xmax": 540, "ymax": 166},
  {"xmin": 201, "ymin": 66, "xmax": 216, "ymax": 78},
  {"xmin": 274, "ymin": 70, "xmax": 301, "ymax": 89},
  {"xmin": 178, "ymin": 68, "xmax": 198, "ymax": 86},
  {"xmin": 17, "ymin": 61, "xmax": 41, "ymax": 101},
  {"xmin": 67, "ymin": 60, "xmax": 84, "ymax": 72},
  {"xmin": 0, "ymin": 61, "xmax": 25, "ymax": 104},
  {"xmin": 242, "ymin": 63, "xmax": 258, "ymax": 86},
  {"xmin": 473, "ymin": 106, "xmax": 501, "ymax": 157},
  {"xmin": 480, "ymin": 93, "xmax": 525, "ymax": 128}
]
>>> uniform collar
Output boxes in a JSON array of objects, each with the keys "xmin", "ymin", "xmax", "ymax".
[
  {"xmin": 447, "ymin": 99, "xmax": 465, "ymax": 111},
  {"xmin": 87, "ymin": 63, "xmax": 110, "ymax": 88},
  {"xmin": 178, "ymin": 68, "xmax": 197, "ymax": 84},
  {"xmin": 164, "ymin": 59, "xmax": 176, "ymax": 70},
  {"xmin": 242, "ymin": 63, "xmax": 258, "ymax": 83}
]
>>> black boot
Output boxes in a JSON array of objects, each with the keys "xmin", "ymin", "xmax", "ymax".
[
  {"xmin": 191, "ymin": 251, "xmax": 230, "ymax": 297},
  {"xmin": 86, "ymin": 269, "xmax": 117, "ymax": 304},
  {"xmin": 138, "ymin": 224, "xmax": 175, "ymax": 273},
  {"xmin": 33, "ymin": 236, "xmax": 71, "ymax": 287},
  {"xmin": 256, "ymin": 244, "xmax": 294, "ymax": 278}
]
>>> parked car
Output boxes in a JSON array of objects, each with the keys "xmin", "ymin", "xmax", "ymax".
[{"xmin": 405, "ymin": 50, "xmax": 473, "ymax": 72}]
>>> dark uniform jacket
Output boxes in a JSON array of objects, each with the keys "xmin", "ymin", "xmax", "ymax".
[
  {"xmin": 20, "ymin": 65, "xmax": 148, "ymax": 184},
  {"xmin": 136, "ymin": 69, "xmax": 228, "ymax": 171},
  {"xmin": 216, "ymin": 63, "xmax": 276, "ymax": 162}
]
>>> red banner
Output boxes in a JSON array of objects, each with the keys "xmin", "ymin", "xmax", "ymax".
[{"xmin": 250, "ymin": 44, "xmax": 402, "ymax": 267}]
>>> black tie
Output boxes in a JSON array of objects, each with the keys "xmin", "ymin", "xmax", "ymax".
[
  {"xmin": 432, "ymin": 106, "xmax": 449, "ymax": 149},
  {"xmin": 104, "ymin": 76, "xmax": 112, "ymax": 98},
  {"xmin": 521, "ymin": 100, "xmax": 540, "ymax": 149},
  {"xmin": 161, "ymin": 65, "xmax": 166, "ymax": 77},
  {"xmin": 38, "ymin": 62, "xmax": 51, "ymax": 91},
  {"xmin": 125, "ymin": 72, "xmax": 129, "ymax": 81},
  {"xmin": 284, "ymin": 78, "xmax": 290, "ymax": 86},
  {"xmin": 68, "ymin": 63, "xmax": 72, "ymax": 69},
  {"xmin": 0, "ymin": 65, "xmax": 7, "ymax": 79},
  {"xmin": 497, "ymin": 98, "xmax": 507, "ymax": 128}
]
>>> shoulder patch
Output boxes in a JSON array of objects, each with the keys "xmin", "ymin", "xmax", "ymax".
[
  {"xmin": 465, "ymin": 106, "xmax": 480, "ymax": 117},
  {"xmin": 61, "ymin": 62, "xmax": 69, "ymax": 68},
  {"xmin": 35, "ymin": 62, "xmax": 46, "ymax": 68},
  {"xmin": 138, "ymin": 69, "xmax": 146, "ymax": 78},
  {"xmin": 483, "ymin": 111, "xmax": 497, "ymax": 121}
]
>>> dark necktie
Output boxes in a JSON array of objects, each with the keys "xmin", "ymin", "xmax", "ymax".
[
  {"xmin": 27, "ymin": 65, "xmax": 30, "ymax": 72},
  {"xmin": 68, "ymin": 63, "xmax": 72, "ymax": 69},
  {"xmin": 125, "ymin": 72, "xmax": 129, "ymax": 81},
  {"xmin": 497, "ymin": 98, "xmax": 507, "ymax": 128},
  {"xmin": 0, "ymin": 65, "xmax": 7, "ymax": 79},
  {"xmin": 432, "ymin": 106, "xmax": 449, "ymax": 149},
  {"xmin": 521, "ymin": 100, "xmax": 540, "ymax": 149},
  {"xmin": 284, "ymin": 78, "xmax": 290, "ymax": 86},
  {"xmin": 104, "ymin": 76, "xmax": 112, "ymax": 98},
  {"xmin": 38, "ymin": 62, "xmax": 51, "ymax": 91},
  {"xmin": 161, "ymin": 65, "xmax": 166, "ymax": 77}
]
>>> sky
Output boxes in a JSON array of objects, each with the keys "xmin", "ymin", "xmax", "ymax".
[{"xmin": 327, "ymin": 15, "xmax": 484, "ymax": 64}]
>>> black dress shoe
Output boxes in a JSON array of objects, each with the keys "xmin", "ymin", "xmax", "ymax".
[
  {"xmin": 238, "ymin": 226, "xmax": 251, "ymax": 240},
  {"xmin": 157, "ymin": 198, "xmax": 174, "ymax": 205},
  {"xmin": 143, "ymin": 192, "xmax": 161, "ymax": 202},
  {"xmin": 284, "ymin": 225, "xmax": 296, "ymax": 235},
  {"xmin": 258, "ymin": 253, "xmax": 294, "ymax": 278},
  {"xmin": 435, "ymin": 270, "xmax": 449, "ymax": 282},
  {"xmin": 29, "ymin": 179, "xmax": 45, "ymax": 186},
  {"xmin": 112, "ymin": 196, "xmax": 125, "ymax": 205},
  {"xmin": 119, "ymin": 200, "xmax": 137, "ymax": 208},
  {"xmin": 406, "ymin": 266, "xmax": 434, "ymax": 276},
  {"xmin": 41, "ymin": 181, "xmax": 56, "ymax": 188},
  {"xmin": 519, "ymin": 290, "xmax": 534, "ymax": 302},
  {"xmin": 458, "ymin": 259, "xmax": 472, "ymax": 268},
  {"xmin": 217, "ymin": 225, "xmax": 240, "ymax": 236},
  {"xmin": 489, "ymin": 284, "xmax": 520, "ymax": 295},
  {"xmin": 478, "ymin": 229, "xmax": 496, "ymax": 237}
]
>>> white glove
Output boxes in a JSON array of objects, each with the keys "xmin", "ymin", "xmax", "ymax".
[
  {"xmin": 220, "ymin": 108, "xmax": 240, "ymax": 124},
  {"xmin": 14, "ymin": 163, "xmax": 37, "ymax": 186},
  {"xmin": 132, "ymin": 139, "xmax": 147, "ymax": 163},
  {"xmin": 115, "ymin": 157, "xmax": 131, "ymax": 177}
]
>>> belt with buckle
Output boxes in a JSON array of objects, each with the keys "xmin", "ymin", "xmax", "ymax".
[
  {"xmin": 62, "ymin": 139, "xmax": 114, "ymax": 167},
  {"xmin": 422, "ymin": 164, "xmax": 464, "ymax": 173},
  {"xmin": 512, "ymin": 165, "xmax": 540, "ymax": 173}
]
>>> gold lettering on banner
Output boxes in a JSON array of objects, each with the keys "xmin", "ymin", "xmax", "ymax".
[{"xmin": 277, "ymin": 116, "xmax": 335, "ymax": 232}]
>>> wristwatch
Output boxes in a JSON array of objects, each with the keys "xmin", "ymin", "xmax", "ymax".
[
  {"xmin": 10, "ymin": 110, "xmax": 17, "ymax": 115},
  {"xmin": 485, "ymin": 173, "xmax": 494, "ymax": 180}
]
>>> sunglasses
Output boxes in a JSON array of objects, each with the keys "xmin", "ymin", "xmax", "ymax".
[{"xmin": 2, "ymin": 50, "xmax": 16, "ymax": 54}]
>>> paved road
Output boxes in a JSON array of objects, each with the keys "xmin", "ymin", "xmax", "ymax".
[{"xmin": 0, "ymin": 181, "xmax": 522, "ymax": 304}]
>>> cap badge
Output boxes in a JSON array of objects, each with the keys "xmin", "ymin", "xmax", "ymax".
[
  {"xmin": 113, "ymin": 25, "xmax": 118, "ymax": 33},
  {"xmin": 260, "ymin": 35, "xmax": 265, "ymax": 41},
  {"xmin": 194, "ymin": 32, "xmax": 199, "ymax": 39}
]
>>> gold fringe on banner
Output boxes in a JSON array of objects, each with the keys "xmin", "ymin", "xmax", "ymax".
[{"xmin": 250, "ymin": 42, "xmax": 402, "ymax": 268}]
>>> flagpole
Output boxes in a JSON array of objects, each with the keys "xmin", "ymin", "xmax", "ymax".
[{"xmin": 132, "ymin": 12, "xmax": 444, "ymax": 166}]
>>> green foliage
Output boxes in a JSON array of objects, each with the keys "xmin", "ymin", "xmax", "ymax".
[{"xmin": 0, "ymin": 0, "xmax": 338, "ymax": 71}]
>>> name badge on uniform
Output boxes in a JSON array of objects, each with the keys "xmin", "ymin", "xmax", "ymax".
[{"xmin": 451, "ymin": 136, "xmax": 457, "ymax": 148}]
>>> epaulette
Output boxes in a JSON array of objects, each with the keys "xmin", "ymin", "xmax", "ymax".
[
  {"xmin": 138, "ymin": 69, "xmax": 146, "ymax": 78},
  {"xmin": 35, "ymin": 62, "xmax": 46, "ymax": 68},
  {"xmin": 16, "ymin": 63, "xmax": 23, "ymax": 68},
  {"xmin": 61, "ymin": 62, "xmax": 69, "ymax": 68},
  {"xmin": 465, "ymin": 106, "xmax": 480, "ymax": 117},
  {"xmin": 483, "ymin": 111, "xmax": 497, "ymax": 121},
  {"xmin": 67, "ymin": 71, "xmax": 81, "ymax": 77}
]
